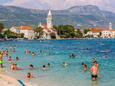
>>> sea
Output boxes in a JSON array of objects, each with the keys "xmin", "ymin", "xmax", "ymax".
[{"xmin": 0, "ymin": 39, "xmax": 115, "ymax": 86}]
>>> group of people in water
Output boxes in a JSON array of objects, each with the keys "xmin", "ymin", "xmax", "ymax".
[
  {"xmin": 81, "ymin": 59, "xmax": 99, "ymax": 81},
  {"xmin": 0, "ymin": 47, "xmax": 99, "ymax": 81}
]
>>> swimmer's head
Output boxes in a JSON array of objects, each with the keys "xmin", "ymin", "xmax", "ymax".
[
  {"xmin": 43, "ymin": 65, "xmax": 46, "ymax": 68},
  {"xmin": 93, "ymin": 61, "xmax": 97, "ymax": 64},
  {"xmin": 82, "ymin": 62, "xmax": 84, "ymax": 65}
]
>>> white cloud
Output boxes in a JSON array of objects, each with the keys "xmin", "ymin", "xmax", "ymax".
[{"xmin": 4, "ymin": 0, "xmax": 115, "ymax": 12}]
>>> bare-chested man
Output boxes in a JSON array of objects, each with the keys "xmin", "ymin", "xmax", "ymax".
[{"xmin": 90, "ymin": 61, "xmax": 99, "ymax": 81}]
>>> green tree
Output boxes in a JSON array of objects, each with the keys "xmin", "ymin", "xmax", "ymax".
[
  {"xmin": 0, "ymin": 23, "xmax": 4, "ymax": 33},
  {"xmin": 34, "ymin": 27, "xmax": 43, "ymax": 38},
  {"xmin": 55, "ymin": 25, "xmax": 75, "ymax": 38},
  {"xmin": 83, "ymin": 29, "xmax": 90, "ymax": 34},
  {"xmin": 4, "ymin": 30, "xmax": 23, "ymax": 38},
  {"xmin": 75, "ymin": 29, "xmax": 83, "ymax": 38}
]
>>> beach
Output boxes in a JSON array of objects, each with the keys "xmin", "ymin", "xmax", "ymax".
[
  {"xmin": 0, "ymin": 74, "xmax": 22, "ymax": 86},
  {"xmin": 0, "ymin": 39, "xmax": 115, "ymax": 86}
]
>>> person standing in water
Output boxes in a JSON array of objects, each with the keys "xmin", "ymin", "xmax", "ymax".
[
  {"xmin": 0, "ymin": 60, "xmax": 3, "ymax": 68},
  {"xmin": 8, "ymin": 56, "xmax": 12, "ymax": 64},
  {"xmin": 0, "ymin": 51, "xmax": 3, "ymax": 68},
  {"xmin": 90, "ymin": 61, "xmax": 99, "ymax": 81},
  {"xmin": 27, "ymin": 72, "xmax": 33, "ymax": 79},
  {"xmin": 82, "ymin": 62, "xmax": 88, "ymax": 71}
]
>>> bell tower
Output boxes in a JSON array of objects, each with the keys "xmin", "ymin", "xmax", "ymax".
[
  {"xmin": 109, "ymin": 22, "xmax": 112, "ymax": 30},
  {"xmin": 47, "ymin": 10, "xmax": 53, "ymax": 29}
]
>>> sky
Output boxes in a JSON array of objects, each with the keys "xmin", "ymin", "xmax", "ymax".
[{"xmin": 0, "ymin": 0, "xmax": 115, "ymax": 12}]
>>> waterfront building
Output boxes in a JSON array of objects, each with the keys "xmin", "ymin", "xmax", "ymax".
[
  {"xmin": 85, "ymin": 22, "xmax": 115, "ymax": 38},
  {"xmin": 38, "ymin": 10, "xmax": 60, "ymax": 39},
  {"xmin": 101, "ymin": 22, "xmax": 115, "ymax": 38},
  {"xmin": 10, "ymin": 26, "xmax": 35, "ymax": 39},
  {"xmin": 86, "ymin": 28, "xmax": 102, "ymax": 38}
]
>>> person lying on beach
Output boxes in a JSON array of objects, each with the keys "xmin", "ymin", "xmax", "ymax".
[
  {"xmin": 82, "ymin": 62, "xmax": 87, "ymax": 71},
  {"xmin": 90, "ymin": 61, "xmax": 99, "ymax": 81}
]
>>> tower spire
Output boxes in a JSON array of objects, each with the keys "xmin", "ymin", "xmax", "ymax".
[
  {"xmin": 48, "ymin": 10, "xmax": 52, "ymax": 16},
  {"xmin": 47, "ymin": 10, "xmax": 53, "ymax": 29},
  {"xmin": 109, "ymin": 22, "xmax": 112, "ymax": 30}
]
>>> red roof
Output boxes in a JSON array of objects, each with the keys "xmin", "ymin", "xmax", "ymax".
[
  {"xmin": 18, "ymin": 26, "xmax": 33, "ymax": 30},
  {"xmin": 42, "ymin": 24, "xmax": 53, "ymax": 33},
  {"xmin": 91, "ymin": 29, "xmax": 102, "ymax": 33}
]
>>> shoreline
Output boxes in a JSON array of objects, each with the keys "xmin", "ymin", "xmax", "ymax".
[
  {"xmin": 0, "ymin": 38, "xmax": 114, "ymax": 42},
  {"xmin": 0, "ymin": 73, "xmax": 32, "ymax": 86}
]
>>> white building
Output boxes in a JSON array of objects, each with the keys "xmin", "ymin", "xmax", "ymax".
[
  {"xmin": 86, "ymin": 29, "xmax": 102, "ymax": 38},
  {"xmin": 101, "ymin": 22, "xmax": 115, "ymax": 38},
  {"xmin": 86, "ymin": 22, "xmax": 115, "ymax": 38},
  {"xmin": 10, "ymin": 26, "xmax": 35, "ymax": 39},
  {"xmin": 47, "ymin": 10, "xmax": 53, "ymax": 29},
  {"xmin": 38, "ymin": 10, "xmax": 60, "ymax": 39},
  {"xmin": 10, "ymin": 27, "xmax": 20, "ymax": 33}
]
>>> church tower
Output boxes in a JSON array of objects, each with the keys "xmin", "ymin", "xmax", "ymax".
[
  {"xmin": 109, "ymin": 22, "xmax": 112, "ymax": 30},
  {"xmin": 47, "ymin": 10, "xmax": 53, "ymax": 29}
]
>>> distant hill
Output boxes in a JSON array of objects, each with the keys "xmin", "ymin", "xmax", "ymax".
[{"xmin": 0, "ymin": 5, "xmax": 115, "ymax": 28}]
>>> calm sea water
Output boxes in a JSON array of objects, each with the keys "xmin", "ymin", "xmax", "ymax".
[{"xmin": 0, "ymin": 39, "xmax": 115, "ymax": 86}]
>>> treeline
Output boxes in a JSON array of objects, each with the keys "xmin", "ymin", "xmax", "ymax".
[
  {"xmin": 0, "ymin": 22, "xmax": 91, "ymax": 39},
  {"xmin": 0, "ymin": 23, "xmax": 24, "ymax": 39},
  {"xmin": 54, "ymin": 25, "xmax": 90, "ymax": 38}
]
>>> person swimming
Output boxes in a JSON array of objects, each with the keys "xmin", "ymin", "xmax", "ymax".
[
  {"xmin": 42, "ymin": 65, "xmax": 48, "ymax": 71},
  {"xmin": 82, "ymin": 62, "xmax": 87, "ymax": 71},
  {"xmin": 27, "ymin": 72, "xmax": 33, "ymax": 79},
  {"xmin": 69, "ymin": 53, "xmax": 76, "ymax": 58},
  {"xmin": 8, "ymin": 56, "xmax": 12, "ymax": 63},
  {"xmin": 63, "ymin": 62, "xmax": 68, "ymax": 67},
  {"xmin": 25, "ymin": 50, "xmax": 29, "ymax": 54},
  {"xmin": 32, "ymin": 52, "xmax": 36, "ymax": 56},
  {"xmin": 16, "ymin": 57, "xmax": 19, "ymax": 61},
  {"xmin": 47, "ymin": 63, "xmax": 50, "ymax": 67},
  {"xmin": 29, "ymin": 64, "xmax": 34, "ymax": 69}
]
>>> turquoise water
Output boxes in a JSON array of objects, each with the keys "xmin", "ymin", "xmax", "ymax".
[{"xmin": 0, "ymin": 39, "xmax": 115, "ymax": 86}]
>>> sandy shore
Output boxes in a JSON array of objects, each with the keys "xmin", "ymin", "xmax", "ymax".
[{"xmin": 0, "ymin": 74, "xmax": 33, "ymax": 86}]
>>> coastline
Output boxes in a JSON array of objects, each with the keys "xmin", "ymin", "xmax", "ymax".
[
  {"xmin": 0, "ymin": 38, "xmax": 112, "ymax": 42},
  {"xmin": 0, "ymin": 74, "xmax": 31, "ymax": 86}
]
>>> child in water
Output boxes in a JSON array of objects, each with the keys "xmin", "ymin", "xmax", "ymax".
[
  {"xmin": 27, "ymin": 72, "xmax": 33, "ymax": 79},
  {"xmin": 82, "ymin": 62, "xmax": 87, "ymax": 71}
]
